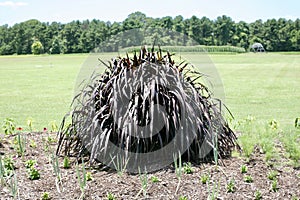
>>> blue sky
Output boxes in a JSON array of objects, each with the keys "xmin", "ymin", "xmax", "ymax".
[{"xmin": 0, "ymin": 0, "xmax": 299, "ymax": 26}]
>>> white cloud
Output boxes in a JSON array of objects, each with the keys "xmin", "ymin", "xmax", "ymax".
[{"xmin": 0, "ymin": 1, "xmax": 28, "ymax": 7}]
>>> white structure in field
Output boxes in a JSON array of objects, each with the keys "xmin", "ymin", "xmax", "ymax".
[{"xmin": 251, "ymin": 43, "xmax": 265, "ymax": 52}]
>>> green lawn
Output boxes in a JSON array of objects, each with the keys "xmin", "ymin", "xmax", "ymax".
[
  {"xmin": 0, "ymin": 54, "xmax": 86, "ymax": 130},
  {"xmin": 213, "ymin": 53, "xmax": 300, "ymax": 129},
  {"xmin": 0, "ymin": 52, "xmax": 299, "ymax": 131}
]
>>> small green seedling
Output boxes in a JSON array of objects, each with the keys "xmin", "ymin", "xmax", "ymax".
[
  {"xmin": 52, "ymin": 154, "xmax": 61, "ymax": 181},
  {"xmin": 63, "ymin": 157, "xmax": 70, "ymax": 169},
  {"xmin": 14, "ymin": 133, "xmax": 26, "ymax": 157},
  {"xmin": 76, "ymin": 159, "xmax": 87, "ymax": 199},
  {"xmin": 41, "ymin": 192, "xmax": 50, "ymax": 200},
  {"xmin": 3, "ymin": 156, "xmax": 15, "ymax": 171},
  {"xmin": 241, "ymin": 165, "xmax": 247, "ymax": 173},
  {"xmin": 226, "ymin": 179, "xmax": 235, "ymax": 193},
  {"xmin": 183, "ymin": 162, "xmax": 193, "ymax": 174},
  {"xmin": 25, "ymin": 159, "xmax": 37, "ymax": 169},
  {"xmin": 107, "ymin": 192, "xmax": 116, "ymax": 200},
  {"xmin": 28, "ymin": 166, "xmax": 40, "ymax": 180},
  {"xmin": 244, "ymin": 175, "xmax": 253, "ymax": 183},
  {"xmin": 271, "ymin": 179, "xmax": 279, "ymax": 192},
  {"xmin": 9, "ymin": 172, "xmax": 19, "ymax": 199},
  {"xmin": 267, "ymin": 170, "xmax": 278, "ymax": 180},
  {"xmin": 86, "ymin": 172, "xmax": 93, "ymax": 181},
  {"xmin": 50, "ymin": 121, "xmax": 58, "ymax": 132},
  {"xmin": 138, "ymin": 168, "xmax": 148, "ymax": 198},
  {"xmin": 254, "ymin": 190, "xmax": 262, "ymax": 200},
  {"xmin": 27, "ymin": 118, "xmax": 33, "ymax": 132},
  {"xmin": 29, "ymin": 139, "xmax": 37, "ymax": 148},
  {"xmin": 179, "ymin": 196, "xmax": 188, "ymax": 200},
  {"xmin": 151, "ymin": 176, "xmax": 160, "ymax": 183},
  {"xmin": 200, "ymin": 174, "xmax": 209, "ymax": 184}
]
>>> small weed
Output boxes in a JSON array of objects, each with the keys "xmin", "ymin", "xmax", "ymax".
[
  {"xmin": 267, "ymin": 170, "xmax": 278, "ymax": 180},
  {"xmin": 151, "ymin": 176, "xmax": 160, "ymax": 183},
  {"xmin": 51, "ymin": 154, "xmax": 61, "ymax": 181},
  {"xmin": 86, "ymin": 172, "xmax": 93, "ymax": 181},
  {"xmin": 269, "ymin": 119, "xmax": 279, "ymax": 130},
  {"xmin": 178, "ymin": 196, "xmax": 188, "ymax": 200},
  {"xmin": 41, "ymin": 192, "xmax": 50, "ymax": 200},
  {"xmin": 28, "ymin": 166, "xmax": 40, "ymax": 180},
  {"xmin": 110, "ymin": 154, "xmax": 129, "ymax": 176},
  {"xmin": 29, "ymin": 139, "xmax": 37, "ymax": 148},
  {"xmin": 3, "ymin": 156, "xmax": 15, "ymax": 171},
  {"xmin": 2, "ymin": 118, "xmax": 16, "ymax": 135},
  {"xmin": 254, "ymin": 189, "xmax": 262, "ymax": 200},
  {"xmin": 281, "ymin": 130, "xmax": 300, "ymax": 168},
  {"xmin": 12, "ymin": 133, "xmax": 26, "ymax": 157},
  {"xmin": 51, "ymin": 154, "xmax": 63, "ymax": 193},
  {"xmin": 46, "ymin": 136, "xmax": 57, "ymax": 144},
  {"xmin": 76, "ymin": 158, "xmax": 87, "ymax": 199},
  {"xmin": 238, "ymin": 134, "xmax": 255, "ymax": 160},
  {"xmin": 50, "ymin": 121, "xmax": 58, "ymax": 132},
  {"xmin": 25, "ymin": 159, "xmax": 37, "ymax": 169},
  {"xmin": 226, "ymin": 178, "xmax": 236, "ymax": 193},
  {"xmin": 107, "ymin": 192, "xmax": 116, "ymax": 200},
  {"xmin": 271, "ymin": 179, "xmax": 279, "ymax": 192},
  {"xmin": 183, "ymin": 162, "xmax": 193, "ymax": 174},
  {"xmin": 138, "ymin": 168, "xmax": 148, "ymax": 198},
  {"xmin": 244, "ymin": 175, "xmax": 253, "ymax": 183},
  {"xmin": 9, "ymin": 172, "xmax": 19, "ymax": 199},
  {"xmin": 173, "ymin": 152, "xmax": 182, "ymax": 194},
  {"xmin": 207, "ymin": 179, "xmax": 220, "ymax": 200},
  {"xmin": 174, "ymin": 153, "xmax": 182, "ymax": 179},
  {"xmin": 63, "ymin": 156, "xmax": 70, "ymax": 169},
  {"xmin": 200, "ymin": 173, "xmax": 209, "ymax": 184},
  {"xmin": 241, "ymin": 165, "xmax": 247, "ymax": 173},
  {"xmin": 27, "ymin": 118, "xmax": 34, "ymax": 132},
  {"xmin": 0, "ymin": 156, "xmax": 14, "ymax": 178}
]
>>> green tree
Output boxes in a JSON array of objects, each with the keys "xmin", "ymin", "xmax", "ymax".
[
  {"xmin": 214, "ymin": 15, "xmax": 235, "ymax": 45},
  {"xmin": 31, "ymin": 40, "xmax": 44, "ymax": 55},
  {"xmin": 50, "ymin": 37, "xmax": 61, "ymax": 54},
  {"xmin": 122, "ymin": 12, "xmax": 146, "ymax": 31}
]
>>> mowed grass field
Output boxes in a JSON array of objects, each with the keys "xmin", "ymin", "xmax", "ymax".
[{"xmin": 0, "ymin": 52, "xmax": 299, "ymax": 130}]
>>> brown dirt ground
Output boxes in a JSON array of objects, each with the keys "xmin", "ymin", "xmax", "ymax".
[{"xmin": 0, "ymin": 132, "xmax": 299, "ymax": 200}]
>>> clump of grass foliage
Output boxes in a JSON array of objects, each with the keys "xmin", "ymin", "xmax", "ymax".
[
  {"xmin": 281, "ymin": 127, "xmax": 300, "ymax": 168},
  {"xmin": 236, "ymin": 116, "xmax": 279, "ymax": 162},
  {"xmin": 57, "ymin": 46, "xmax": 238, "ymax": 171}
]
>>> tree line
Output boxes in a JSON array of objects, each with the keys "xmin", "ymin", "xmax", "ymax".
[{"xmin": 0, "ymin": 12, "xmax": 299, "ymax": 55}]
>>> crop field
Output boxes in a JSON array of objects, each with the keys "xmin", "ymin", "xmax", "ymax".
[{"xmin": 0, "ymin": 52, "xmax": 299, "ymax": 130}]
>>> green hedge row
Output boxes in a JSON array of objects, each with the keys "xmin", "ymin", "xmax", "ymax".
[{"xmin": 121, "ymin": 45, "xmax": 246, "ymax": 53}]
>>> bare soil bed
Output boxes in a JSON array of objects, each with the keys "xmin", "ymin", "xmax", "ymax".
[{"xmin": 0, "ymin": 132, "xmax": 299, "ymax": 200}]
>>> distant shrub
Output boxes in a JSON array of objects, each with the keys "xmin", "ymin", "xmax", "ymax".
[{"xmin": 31, "ymin": 40, "xmax": 44, "ymax": 55}]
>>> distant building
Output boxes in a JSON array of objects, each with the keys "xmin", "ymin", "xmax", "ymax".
[{"xmin": 251, "ymin": 43, "xmax": 266, "ymax": 52}]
